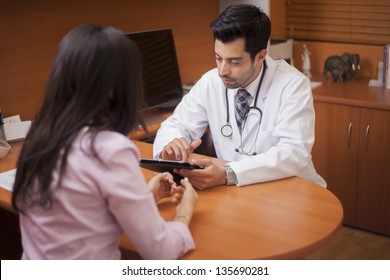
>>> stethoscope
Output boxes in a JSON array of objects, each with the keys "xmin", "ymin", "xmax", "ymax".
[{"xmin": 220, "ymin": 60, "xmax": 267, "ymax": 155}]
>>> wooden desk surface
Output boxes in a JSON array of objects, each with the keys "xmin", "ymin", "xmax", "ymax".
[
  {"xmin": 311, "ymin": 77, "xmax": 390, "ymax": 110},
  {"xmin": 0, "ymin": 142, "xmax": 22, "ymax": 212},
  {"xmin": 0, "ymin": 141, "xmax": 343, "ymax": 260}
]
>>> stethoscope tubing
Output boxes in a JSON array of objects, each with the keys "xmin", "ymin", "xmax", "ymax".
[{"xmin": 221, "ymin": 60, "xmax": 267, "ymax": 138}]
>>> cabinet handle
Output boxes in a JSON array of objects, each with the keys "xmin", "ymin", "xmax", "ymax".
[
  {"xmin": 365, "ymin": 125, "xmax": 370, "ymax": 151},
  {"xmin": 347, "ymin": 122, "xmax": 352, "ymax": 148}
]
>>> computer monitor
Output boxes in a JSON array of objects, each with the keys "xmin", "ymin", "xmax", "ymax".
[{"xmin": 126, "ymin": 29, "xmax": 183, "ymax": 111}]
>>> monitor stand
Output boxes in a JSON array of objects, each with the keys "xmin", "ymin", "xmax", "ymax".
[
  {"xmin": 137, "ymin": 107, "xmax": 176, "ymax": 142},
  {"xmin": 157, "ymin": 99, "xmax": 180, "ymax": 112},
  {"xmin": 143, "ymin": 114, "xmax": 165, "ymax": 126},
  {"xmin": 137, "ymin": 109, "xmax": 169, "ymax": 143},
  {"xmin": 140, "ymin": 110, "xmax": 167, "ymax": 126}
]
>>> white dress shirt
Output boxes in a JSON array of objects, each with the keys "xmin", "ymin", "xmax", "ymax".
[{"xmin": 153, "ymin": 56, "xmax": 326, "ymax": 187}]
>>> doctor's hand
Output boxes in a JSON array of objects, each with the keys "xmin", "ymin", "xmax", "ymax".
[
  {"xmin": 174, "ymin": 158, "xmax": 228, "ymax": 190},
  {"xmin": 161, "ymin": 137, "xmax": 202, "ymax": 162}
]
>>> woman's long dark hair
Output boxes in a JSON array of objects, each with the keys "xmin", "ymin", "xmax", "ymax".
[{"xmin": 12, "ymin": 23, "xmax": 143, "ymax": 213}]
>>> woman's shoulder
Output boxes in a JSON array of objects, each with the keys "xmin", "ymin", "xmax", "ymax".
[
  {"xmin": 77, "ymin": 128, "xmax": 138, "ymax": 159},
  {"xmin": 96, "ymin": 129, "xmax": 132, "ymax": 145}
]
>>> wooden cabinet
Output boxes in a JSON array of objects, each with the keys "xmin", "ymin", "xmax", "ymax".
[
  {"xmin": 312, "ymin": 79, "xmax": 390, "ymax": 235},
  {"xmin": 356, "ymin": 108, "xmax": 390, "ymax": 234},
  {"xmin": 313, "ymin": 102, "xmax": 359, "ymax": 225}
]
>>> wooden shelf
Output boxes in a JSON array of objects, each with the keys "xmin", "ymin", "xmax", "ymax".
[{"xmin": 311, "ymin": 77, "xmax": 390, "ymax": 110}]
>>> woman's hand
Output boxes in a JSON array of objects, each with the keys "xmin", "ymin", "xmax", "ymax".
[
  {"xmin": 147, "ymin": 173, "xmax": 199, "ymax": 226},
  {"xmin": 147, "ymin": 172, "xmax": 184, "ymax": 204},
  {"xmin": 174, "ymin": 178, "xmax": 199, "ymax": 225}
]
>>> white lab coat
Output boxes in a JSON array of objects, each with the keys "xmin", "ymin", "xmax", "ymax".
[{"xmin": 153, "ymin": 56, "xmax": 326, "ymax": 187}]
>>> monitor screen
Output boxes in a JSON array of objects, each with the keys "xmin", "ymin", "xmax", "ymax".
[{"xmin": 126, "ymin": 29, "xmax": 183, "ymax": 110}]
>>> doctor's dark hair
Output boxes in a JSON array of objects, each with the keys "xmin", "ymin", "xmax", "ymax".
[
  {"xmin": 210, "ymin": 4, "xmax": 271, "ymax": 61},
  {"xmin": 12, "ymin": 23, "xmax": 143, "ymax": 212}
]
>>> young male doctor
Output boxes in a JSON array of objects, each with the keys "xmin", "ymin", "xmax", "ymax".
[{"xmin": 153, "ymin": 4, "xmax": 326, "ymax": 190}]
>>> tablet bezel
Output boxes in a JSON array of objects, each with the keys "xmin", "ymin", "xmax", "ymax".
[{"xmin": 139, "ymin": 158, "xmax": 204, "ymax": 173}]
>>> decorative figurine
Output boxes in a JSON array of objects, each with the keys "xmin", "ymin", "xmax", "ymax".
[
  {"xmin": 341, "ymin": 52, "xmax": 360, "ymax": 82},
  {"xmin": 301, "ymin": 44, "xmax": 312, "ymax": 78},
  {"xmin": 322, "ymin": 52, "xmax": 360, "ymax": 82}
]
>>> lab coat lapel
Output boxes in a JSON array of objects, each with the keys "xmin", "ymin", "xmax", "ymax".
[
  {"xmin": 230, "ymin": 57, "xmax": 278, "ymax": 150},
  {"xmin": 260, "ymin": 56, "xmax": 277, "ymax": 103},
  {"xmin": 243, "ymin": 57, "xmax": 276, "ymax": 136}
]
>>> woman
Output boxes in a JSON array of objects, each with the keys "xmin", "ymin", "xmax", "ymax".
[{"xmin": 11, "ymin": 23, "xmax": 198, "ymax": 260}]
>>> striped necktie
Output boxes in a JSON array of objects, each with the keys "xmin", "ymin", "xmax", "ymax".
[{"xmin": 235, "ymin": 89, "xmax": 252, "ymax": 133}]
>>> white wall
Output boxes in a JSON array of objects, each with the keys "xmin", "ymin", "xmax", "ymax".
[{"xmin": 219, "ymin": 0, "xmax": 270, "ymax": 16}]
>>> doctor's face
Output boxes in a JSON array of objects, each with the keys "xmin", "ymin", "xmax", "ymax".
[{"xmin": 215, "ymin": 38, "xmax": 265, "ymax": 89}]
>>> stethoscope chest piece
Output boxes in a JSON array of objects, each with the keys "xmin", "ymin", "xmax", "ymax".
[
  {"xmin": 221, "ymin": 123, "xmax": 233, "ymax": 137},
  {"xmin": 220, "ymin": 60, "xmax": 267, "ymax": 155},
  {"xmin": 221, "ymin": 60, "xmax": 267, "ymax": 139}
]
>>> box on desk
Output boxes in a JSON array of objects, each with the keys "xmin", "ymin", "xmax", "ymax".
[
  {"xmin": 1, "ymin": 115, "xmax": 31, "ymax": 142},
  {"xmin": 268, "ymin": 38, "xmax": 294, "ymax": 66}
]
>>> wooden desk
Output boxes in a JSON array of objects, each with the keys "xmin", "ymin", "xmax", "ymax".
[
  {"xmin": 0, "ymin": 141, "xmax": 343, "ymax": 259},
  {"xmin": 0, "ymin": 142, "xmax": 22, "ymax": 212}
]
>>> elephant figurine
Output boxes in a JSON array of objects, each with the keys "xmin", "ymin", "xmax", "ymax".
[
  {"xmin": 322, "ymin": 53, "xmax": 360, "ymax": 82},
  {"xmin": 341, "ymin": 52, "xmax": 360, "ymax": 82},
  {"xmin": 322, "ymin": 55, "xmax": 344, "ymax": 82}
]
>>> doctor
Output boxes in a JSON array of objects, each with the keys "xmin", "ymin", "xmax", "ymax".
[{"xmin": 153, "ymin": 4, "xmax": 326, "ymax": 190}]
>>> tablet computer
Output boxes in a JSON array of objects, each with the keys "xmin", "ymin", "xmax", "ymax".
[{"xmin": 139, "ymin": 158, "xmax": 204, "ymax": 173}]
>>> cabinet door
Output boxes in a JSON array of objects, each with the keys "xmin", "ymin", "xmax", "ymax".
[
  {"xmin": 356, "ymin": 108, "xmax": 390, "ymax": 235},
  {"xmin": 312, "ymin": 102, "xmax": 360, "ymax": 225}
]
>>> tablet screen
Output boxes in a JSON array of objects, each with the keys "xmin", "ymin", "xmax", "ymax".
[{"xmin": 139, "ymin": 158, "xmax": 203, "ymax": 173}]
